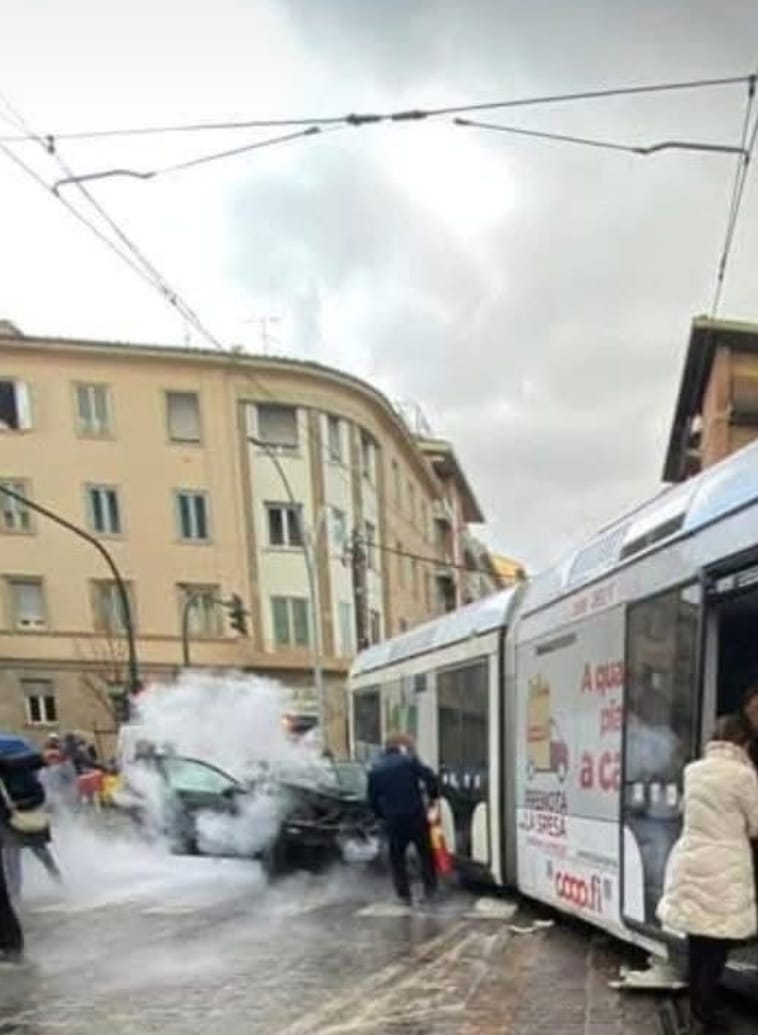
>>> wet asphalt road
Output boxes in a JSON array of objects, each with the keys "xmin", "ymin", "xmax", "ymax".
[{"xmin": 1, "ymin": 826, "xmax": 756, "ymax": 1034}]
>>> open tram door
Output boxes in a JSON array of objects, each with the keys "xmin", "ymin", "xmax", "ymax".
[
  {"xmin": 619, "ymin": 557, "xmax": 758, "ymax": 981},
  {"xmin": 700, "ymin": 553, "xmax": 758, "ymax": 984}
]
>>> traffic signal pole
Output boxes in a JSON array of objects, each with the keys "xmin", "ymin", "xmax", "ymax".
[
  {"xmin": 0, "ymin": 483, "xmax": 140, "ymax": 700},
  {"xmin": 181, "ymin": 591, "xmax": 248, "ymax": 668}
]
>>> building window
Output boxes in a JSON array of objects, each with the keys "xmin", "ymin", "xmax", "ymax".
[
  {"xmin": 0, "ymin": 379, "xmax": 31, "ymax": 431},
  {"xmin": 425, "ymin": 571, "xmax": 433, "ymax": 611},
  {"xmin": 266, "ymin": 502, "xmax": 303, "ymax": 548},
  {"xmin": 369, "ymin": 609, "xmax": 382, "ymax": 645},
  {"xmin": 271, "ymin": 596, "xmax": 310, "ymax": 647},
  {"xmin": 396, "ymin": 542, "xmax": 405, "ymax": 586},
  {"xmin": 257, "ymin": 404, "xmax": 298, "ymax": 450},
  {"xmin": 87, "ymin": 485, "xmax": 122, "ymax": 535},
  {"xmin": 75, "ymin": 383, "xmax": 111, "ymax": 437},
  {"xmin": 0, "ymin": 479, "xmax": 32, "ymax": 533},
  {"xmin": 408, "ymin": 482, "xmax": 416, "ymax": 524},
  {"xmin": 364, "ymin": 520, "xmax": 377, "ymax": 570},
  {"xmin": 338, "ymin": 601, "xmax": 353, "ymax": 656},
  {"xmin": 176, "ymin": 491, "xmax": 210, "ymax": 541},
  {"xmin": 361, "ymin": 432, "xmax": 377, "ymax": 484},
  {"xmin": 327, "ymin": 415, "xmax": 343, "ymax": 463},
  {"xmin": 331, "ymin": 507, "xmax": 348, "ymax": 549},
  {"xmin": 179, "ymin": 584, "xmax": 221, "ymax": 638},
  {"xmin": 166, "ymin": 391, "xmax": 201, "ymax": 443},
  {"xmin": 392, "ymin": 459, "xmax": 401, "ymax": 503},
  {"xmin": 92, "ymin": 580, "xmax": 135, "ymax": 635},
  {"xmin": 23, "ymin": 680, "xmax": 57, "ymax": 725},
  {"xmin": 7, "ymin": 578, "xmax": 46, "ymax": 630},
  {"xmin": 398, "ymin": 618, "xmax": 408, "ymax": 634},
  {"xmin": 412, "ymin": 558, "xmax": 419, "ymax": 599}
]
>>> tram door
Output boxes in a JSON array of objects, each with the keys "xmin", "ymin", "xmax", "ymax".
[
  {"xmin": 437, "ymin": 658, "xmax": 490, "ymax": 871},
  {"xmin": 620, "ymin": 584, "xmax": 700, "ymax": 931},
  {"xmin": 701, "ymin": 561, "xmax": 758, "ymax": 731}
]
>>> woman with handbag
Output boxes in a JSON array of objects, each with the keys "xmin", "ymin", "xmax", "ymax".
[{"xmin": 0, "ymin": 735, "xmax": 61, "ymax": 901}]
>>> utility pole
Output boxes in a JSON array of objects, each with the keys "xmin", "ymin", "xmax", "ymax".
[{"xmin": 351, "ymin": 527, "xmax": 369, "ymax": 651}]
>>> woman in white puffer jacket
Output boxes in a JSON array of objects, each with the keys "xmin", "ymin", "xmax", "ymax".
[{"xmin": 657, "ymin": 714, "xmax": 758, "ymax": 1032}]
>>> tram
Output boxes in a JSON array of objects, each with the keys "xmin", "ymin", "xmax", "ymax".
[{"xmin": 348, "ymin": 437, "xmax": 758, "ymax": 976}]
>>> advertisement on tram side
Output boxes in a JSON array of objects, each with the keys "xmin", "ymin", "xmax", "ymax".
[{"xmin": 516, "ymin": 596, "xmax": 626, "ymax": 932}]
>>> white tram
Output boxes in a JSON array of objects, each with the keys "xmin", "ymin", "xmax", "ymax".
[{"xmin": 348, "ymin": 438, "xmax": 758, "ymax": 972}]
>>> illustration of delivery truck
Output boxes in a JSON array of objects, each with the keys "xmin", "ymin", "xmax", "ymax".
[{"xmin": 527, "ymin": 675, "xmax": 569, "ymax": 782}]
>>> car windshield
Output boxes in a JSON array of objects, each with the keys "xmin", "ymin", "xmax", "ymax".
[
  {"xmin": 330, "ymin": 762, "xmax": 368, "ymax": 797},
  {"xmin": 161, "ymin": 757, "xmax": 239, "ymax": 796},
  {"xmin": 265, "ymin": 758, "xmax": 367, "ymax": 798}
]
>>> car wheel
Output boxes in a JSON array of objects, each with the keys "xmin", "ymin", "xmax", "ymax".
[{"xmin": 261, "ymin": 836, "xmax": 287, "ymax": 879}]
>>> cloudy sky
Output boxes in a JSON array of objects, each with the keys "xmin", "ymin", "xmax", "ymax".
[{"xmin": 2, "ymin": 0, "xmax": 758, "ymax": 570}]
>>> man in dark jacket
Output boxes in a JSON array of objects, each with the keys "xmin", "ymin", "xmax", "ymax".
[{"xmin": 368, "ymin": 734, "xmax": 440, "ymax": 905}]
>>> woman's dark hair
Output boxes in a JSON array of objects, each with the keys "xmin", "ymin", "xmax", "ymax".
[
  {"xmin": 711, "ymin": 713, "xmax": 752, "ymax": 747},
  {"xmin": 742, "ymin": 685, "xmax": 758, "ymax": 711}
]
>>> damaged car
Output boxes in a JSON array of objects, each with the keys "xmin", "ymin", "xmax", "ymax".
[{"xmin": 113, "ymin": 752, "xmax": 380, "ymax": 875}]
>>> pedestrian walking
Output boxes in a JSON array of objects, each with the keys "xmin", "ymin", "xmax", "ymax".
[
  {"xmin": 368, "ymin": 733, "xmax": 440, "ymax": 906},
  {"xmin": 657, "ymin": 714, "xmax": 758, "ymax": 1033}
]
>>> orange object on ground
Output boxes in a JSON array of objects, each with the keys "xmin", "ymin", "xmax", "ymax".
[
  {"xmin": 77, "ymin": 769, "xmax": 104, "ymax": 801},
  {"xmin": 428, "ymin": 806, "xmax": 453, "ymax": 877}
]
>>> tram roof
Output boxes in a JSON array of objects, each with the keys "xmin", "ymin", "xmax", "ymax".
[
  {"xmin": 525, "ymin": 435, "xmax": 758, "ymax": 613},
  {"xmin": 350, "ymin": 586, "xmax": 520, "ymax": 677}
]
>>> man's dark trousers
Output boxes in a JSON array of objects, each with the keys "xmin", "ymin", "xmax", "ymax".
[{"xmin": 387, "ymin": 813, "xmax": 437, "ymax": 903}]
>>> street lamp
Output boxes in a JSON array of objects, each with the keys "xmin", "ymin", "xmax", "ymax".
[
  {"xmin": 0, "ymin": 483, "xmax": 140, "ymax": 700},
  {"xmin": 247, "ymin": 434, "xmax": 326, "ymax": 735}
]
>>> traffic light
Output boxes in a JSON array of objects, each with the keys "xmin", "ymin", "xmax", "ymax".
[{"xmin": 228, "ymin": 593, "xmax": 248, "ymax": 635}]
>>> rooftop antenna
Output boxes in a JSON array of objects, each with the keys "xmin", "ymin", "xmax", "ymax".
[{"xmin": 243, "ymin": 315, "xmax": 282, "ymax": 355}]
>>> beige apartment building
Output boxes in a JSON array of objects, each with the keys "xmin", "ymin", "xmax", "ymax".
[{"xmin": 0, "ymin": 322, "xmax": 490, "ymax": 754}]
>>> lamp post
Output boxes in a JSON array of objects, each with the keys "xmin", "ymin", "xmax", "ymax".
[
  {"xmin": 247, "ymin": 435, "xmax": 326, "ymax": 735},
  {"xmin": 0, "ymin": 483, "xmax": 140, "ymax": 699}
]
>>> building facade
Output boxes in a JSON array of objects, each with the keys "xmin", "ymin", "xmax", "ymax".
[
  {"xmin": 664, "ymin": 316, "xmax": 758, "ymax": 482},
  {"xmin": 0, "ymin": 324, "xmax": 489, "ymax": 753}
]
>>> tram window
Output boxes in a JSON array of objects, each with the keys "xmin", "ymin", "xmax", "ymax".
[
  {"xmin": 439, "ymin": 660, "xmax": 487, "ymax": 768},
  {"xmin": 625, "ymin": 586, "xmax": 698, "ymax": 783},
  {"xmin": 623, "ymin": 585, "xmax": 699, "ymax": 927},
  {"xmin": 353, "ymin": 688, "xmax": 381, "ymax": 759}
]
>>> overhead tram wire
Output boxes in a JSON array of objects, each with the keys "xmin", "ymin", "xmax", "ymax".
[
  {"xmin": 453, "ymin": 117, "xmax": 750, "ymax": 158},
  {"xmin": 0, "ymin": 90, "xmax": 226, "ymax": 351},
  {"xmin": 0, "ymin": 94, "xmax": 420, "ymax": 533},
  {"xmin": 711, "ymin": 75, "xmax": 758, "ymax": 315},
  {"xmin": 52, "ymin": 125, "xmax": 337, "ymax": 191},
  {"xmin": 0, "ymin": 73, "xmax": 750, "ymax": 145},
  {"xmin": 0, "ymin": 98, "xmax": 486, "ymax": 553},
  {"xmin": 0, "ymin": 138, "xmax": 181, "ymax": 302}
]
